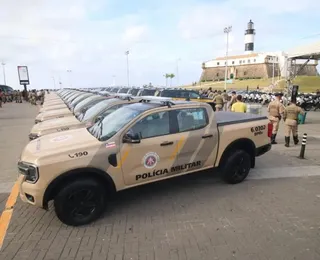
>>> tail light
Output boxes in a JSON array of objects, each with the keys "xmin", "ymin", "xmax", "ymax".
[{"xmin": 267, "ymin": 123, "xmax": 272, "ymax": 138}]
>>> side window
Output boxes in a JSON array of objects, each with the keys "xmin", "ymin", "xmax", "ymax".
[
  {"xmin": 130, "ymin": 111, "xmax": 170, "ymax": 139},
  {"xmin": 189, "ymin": 92, "xmax": 200, "ymax": 99},
  {"xmin": 176, "ymin": 108, "xmax": 208, "ymax": 132}
]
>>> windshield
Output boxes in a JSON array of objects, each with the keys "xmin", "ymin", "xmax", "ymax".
[
  {"xmin": 70, "ymin": 94, "xmax": 91, "ymax": 107},
  {"xmin": 118, "ymin": 88, "xmax": 129, "ymax": 93},
  {"xmin": 88, "ymin": 105, "xmax": 144, "ymax": 140},
  {"xmin": 129, "ymin": 89, "xmax": 140, "ymax": 96},
  {"xmin": 66, "ymin": 93, "xmax": 80, "ymax": 102},
  {"xmin": 81, "ymin": 98, "xmax": 119, "ymax": 122},
  {"xmin": 74, "ymin": 96, "xmax": 100, "ymax": 112},
  {"xmin": 138, "ymin": 89, "xmax": 156, "ymax": 96}
]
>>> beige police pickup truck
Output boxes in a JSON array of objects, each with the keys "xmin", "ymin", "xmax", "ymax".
[{"xmin": 18, "ymin": 100, "xmax": 271, "ymax": 226}]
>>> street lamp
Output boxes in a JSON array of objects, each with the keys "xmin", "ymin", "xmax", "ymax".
[
  {"xmin": 52, "ymin": 77, "xmax": 56, "ymax": 89},
  {"xmin": 1, "ymin": 62, "xmax": 6, "ymax": 85},
  {"xmin": 66, "ymin": 69, "xmax": 72, "ymax": 88},
  {"xmin": 112, "ymin": 75, "xmax": 116, "ymax": 86},
  {"xmin": 125, "ymin": 50, "xmax": 130, "ymax": 87},
  {"xmin": 224, "ymin": 26, "xmax": 232, "ymax": 90}
]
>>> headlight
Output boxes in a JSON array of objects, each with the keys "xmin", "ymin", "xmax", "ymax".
[
  {"xmin": 18, "ymin": 161, "xmax": 39, "ymax": 183},
  {"xmin": 29, "ymin": 133, "xmax": 39, "ymax": 140}
]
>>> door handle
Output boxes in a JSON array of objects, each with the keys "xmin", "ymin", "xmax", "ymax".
[
  {"xmin": 202, "ymin": 134, "xmax": 213, "ymax": 139},
  {"xmin": 160, "ymin": 141, "xmax": 174, "ymax": 146}
]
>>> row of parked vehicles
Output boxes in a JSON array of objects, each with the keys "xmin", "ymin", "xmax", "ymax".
[
  {"xmin": 18, "ymin": 89, "xmax": 272, "ymax": 226},
  {"xmin": 83, "ymin": 86, "xmax": 320, "ymax": 111},
  {"xmin": 230, "ymin": 90, "xmax": 320, "ymax": 111}
]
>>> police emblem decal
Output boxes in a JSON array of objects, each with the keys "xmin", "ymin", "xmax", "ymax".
[
  {"xmin": 50, "ymin": 135, "xmax": 72, "ymax": 143},
  {"xmin": 143, "ymin": 152, "xmax": 160, "ymax": 169}
]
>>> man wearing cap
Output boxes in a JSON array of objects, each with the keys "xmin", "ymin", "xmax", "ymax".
[
  {"xmin": 267, "ymin": 93, "xmax": 285, "ymax": 144},
  {"xmin": 283, "ymin": 99, "xmax": 304, "ymax": 147}
]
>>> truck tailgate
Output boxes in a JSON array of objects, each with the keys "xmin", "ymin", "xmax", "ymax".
[{"xmin": 216, "ymin": 112, "xmax": 267, "ymax": 126}]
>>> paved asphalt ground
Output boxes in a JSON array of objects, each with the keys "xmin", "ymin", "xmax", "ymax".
[{"xmin": 0, "ymin": 101, "xmax": 320, "ymax": 260}]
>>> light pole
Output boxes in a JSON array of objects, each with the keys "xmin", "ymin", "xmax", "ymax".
[
  {"xmin": 59, "ymin": 77, "xmax": 62, "ymax": 89},
  {"xmin": 112, "ymin": 75, "xmax": 116, "ymax": 86},
  {"xmin": 52, "ymin": 77, "xmax": 56, "ymax": 89},
  {"xmin": 224, "ymin": 26, "xmax": 232, "ymax": 90},
  {"xmin": 66, "ymin": 69, "xmax": 72, "ymax": 88},
  {"xmin": 1, "ymin": 62, "xmax": 6, "ymax": 85},
  {"xmin": 176, "ymin": 58, "xmax": 181, "ymax": 87},
  {"xmin": 125, "ymin": 50, "xmax": 130, "ymax": 87}
]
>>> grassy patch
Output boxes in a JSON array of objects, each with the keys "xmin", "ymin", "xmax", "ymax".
[{"xmin": 184, "ymin": 76, "xmax": 320, "ymax": 92}]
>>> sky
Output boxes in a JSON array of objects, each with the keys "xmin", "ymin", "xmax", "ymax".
[{"xmin": 0, "ymin": 0, "xmax": 320, "ymax": 90}]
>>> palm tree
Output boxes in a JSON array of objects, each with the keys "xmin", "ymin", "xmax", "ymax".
[
  {"xmin": 164, "ymin": 74, "xmax": 170, "ymax": 87},
  {"xmin": 169, "ymin": 73, "xmax": 175, "ymax": 87}
]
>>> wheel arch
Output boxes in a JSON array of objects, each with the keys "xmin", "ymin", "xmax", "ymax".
[
  {"xmin": 218, "ymin": 138, "xmax": 256, "ymax": 169},
  {"xmin": 42, "ymin": 167, "xmax": 116, "ymax": 210}
]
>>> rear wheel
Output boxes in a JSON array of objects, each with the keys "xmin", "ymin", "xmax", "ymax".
[
  {"xmin": 221, "ymin": 150, "xmax": 251, "ymax": 184},
  {"xmin": 54, "ymin": 178, "xmax": 106, "ymax": 226}
]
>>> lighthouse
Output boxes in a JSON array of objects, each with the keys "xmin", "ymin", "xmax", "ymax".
[{"xmin": 244, "ymin": 19, "xmax": 255, "ymax": 54}]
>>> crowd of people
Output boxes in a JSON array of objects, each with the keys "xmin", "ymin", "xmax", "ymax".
[
  {"xmin": 199, "ymin": 88, "xmax": 247, "ymax": 113},
  {"xmin": 198, "ymin": 87, "xmax": 305, "ymax": 147},
  {"xmin": 0, "ymin": 89, "xmax": 48, "ymax": 108}
]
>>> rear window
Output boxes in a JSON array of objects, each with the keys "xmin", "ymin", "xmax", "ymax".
[
  {"xmin": 139, "ymin": 89, "xmax": 157, "ymax": 96},
  {"xmin": 176, "ymin": 108, "xmax": 208, "ymax": 132}
]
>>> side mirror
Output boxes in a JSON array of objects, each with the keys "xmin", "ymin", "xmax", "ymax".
[
  {"xmin": 123, "ymin": 132, "xmax": 140, "ymax": 144},
  {"xmin": 94, "ymin": 115, "xmax": 103, "ymax": 123}
]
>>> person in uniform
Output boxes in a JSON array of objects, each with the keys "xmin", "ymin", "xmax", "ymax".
[
  {"xmin": 0, "ymin": 89, "xmax": 3, "ymax": 108},
  {"xmin": 40, "ymin": 89, "xmax": 45, "ymax": 105},
  {"xmin": 283, "ymin": 99, "xmax": 304, "ymax": 147},
  {"xmin": 17, "ymin": 90, "xmax": 22, "ymax": 103},
  {"xmin": 222, "ymin": 90, "xmax": 229, "ymax": 111},
  {"xmin": 267, "ymin": 92, "xmax": 285, "ymax": 144},
  {"xmin": 213, "ymin": 90, "xmax": 224, "ymax": 111}
]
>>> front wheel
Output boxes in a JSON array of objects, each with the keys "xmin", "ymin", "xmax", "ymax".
[
  {"xmin": 304, "ymin": 104, "xmax": 312, "ymax": 111},
  {"xmin": 54, "ymin": 178, "xmax": 106, "ymax": 226},
  {"xmin": 221, "ymin": 150, "xmax": 251, "ymax": 184}
]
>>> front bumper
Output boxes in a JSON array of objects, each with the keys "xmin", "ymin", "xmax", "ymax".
[
  {"xmin": 19, "ymin": 174, "xmax": 45, "ymax": 208},
  {"xmin": 256, "ymin": 143, "xmax": 272, "ymax": 157}
]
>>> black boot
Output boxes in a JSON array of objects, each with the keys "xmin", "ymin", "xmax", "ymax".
[
  {"xmin": 293, "ymin": 136, "xmax": 299, "ymax": 145},
  {"xmin": 285, "ymin": 136, "xmax": 290, "ymax": 147},
  {"xmin": 271, "ymin": 134, "xmax": 277, "ymax": 144}
]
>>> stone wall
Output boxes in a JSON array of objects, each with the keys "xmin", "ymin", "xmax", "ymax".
[
  {"xmin": 293, "ymin": 64, "xmax": 319, "ymax": 76},
  {"xmin": 200, "ymin": 63, "xmax": 318, "ymax": 82}
]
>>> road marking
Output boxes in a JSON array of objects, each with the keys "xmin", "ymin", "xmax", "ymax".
[{"xmin": 0, "ymin": 180, "xmax": 20, "ymax": 250}]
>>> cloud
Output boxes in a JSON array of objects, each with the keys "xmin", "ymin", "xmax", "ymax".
[
  {"xmin": 0, "ymin": 0, "xmax": 319, "ymax": 89},
  {"xmin": 122, "ymin": 25, "xmax": 149, "ymax": 44}
]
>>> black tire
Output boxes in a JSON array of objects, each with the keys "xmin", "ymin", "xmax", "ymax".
[
  {"xmin": 54, "ymin": 178, "xmax": 106, "ymax": 226},
  {"xmin": 302, "ymin": 103, "xmax": 312, "ymax": 111},
  {"xmin": 221, "ymin": 150, "xmax": 251, "ymax": 184}
]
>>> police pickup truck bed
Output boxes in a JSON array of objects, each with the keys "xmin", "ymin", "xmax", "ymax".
[{"xmin": 18, "ymin": 99, "xmax": 272, "ymax": 226}]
